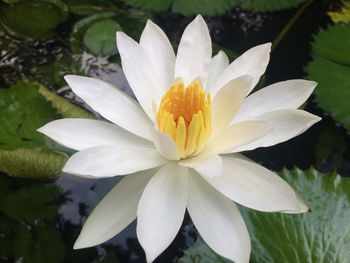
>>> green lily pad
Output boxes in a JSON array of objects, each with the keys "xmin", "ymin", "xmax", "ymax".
[
  {"xmin": 180, "ymin": 168, "xmax": 350, "ymax": 263},
  {"xmin": 123, "ymin": 0, "xmax": 171, "ymax": 12},
  {"xmin": 0, "ymin": 82, "xmax": 61, "ymax": 150},
  {"xmin": 14, "ymin": 221, "xmax": 65, "ymax": 263},
  {"xmin": 35, "ymin": 83, "xmax": 95, "ymax": 119},
  {"xmin": 123, "ymin": 0, "xmax": 305, "ymax": 15},
  {"xmin": 83, "ymin": 19, "xmax": 122, "ymax": 55},
  {"xmin": 0, "ymin": 0, "xmax": 68, "ymax": 40},
  {"xmin": 240, "ymin": 0, "xmax": 305, "ymax": 12},
  {"xmin": 0, "ymin": 149, "xmax": 67, "ymax": 178},
  {"xmin": 306, "ymin": 23, "xmax": 350, "ymax": 131},
  {"xmin": 315, "ymin": 126, "xmax": 346, "ymax": 164},
  {"xmin": 70, "ymin": 11, "xmax": 146, "ymax": 54},
  {"xmin": 0, "ymin": 184, "xmax": 63, "ymax": 222},
  {"xmin": 0, "ymin": 82, "xmax": 92, "ymax": 178}
]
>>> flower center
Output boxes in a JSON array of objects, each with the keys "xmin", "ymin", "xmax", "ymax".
[{"xmin": 157, "ymin": 79, "xmax": 211, "ymax": 158}]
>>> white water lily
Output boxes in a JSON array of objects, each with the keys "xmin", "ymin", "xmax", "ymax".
[{"xmin": 38, "ymin": 15, "xmax": 320, "ymax": 263}]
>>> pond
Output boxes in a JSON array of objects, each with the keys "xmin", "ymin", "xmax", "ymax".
[{"xmin": 1, "ymin": 0, "xmax": 350, "ymax": 263}]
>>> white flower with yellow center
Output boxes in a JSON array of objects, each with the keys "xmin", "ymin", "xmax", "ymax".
[{"xmin": 38, "ymin": 15, "xmax": 320, "ymax": 263}]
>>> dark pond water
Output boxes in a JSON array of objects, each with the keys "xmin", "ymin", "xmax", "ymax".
[{"xmin": 1, "ymin": 0, "xmax": 349, "ymax": 262}]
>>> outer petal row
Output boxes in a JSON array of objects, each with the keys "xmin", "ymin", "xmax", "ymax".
[
  {"xmin": 187, "ymin": 172, "xmax": 251, "ymax": 263},
  {"xmin": 64, "ymin": 75, "xmax": 153, "ymax": 140},
  {"xmin": 63, "ymin": 145, "xmax": 167, "ymax": 178},
  {"xmin": 38, "ymin": 118, "xmax": 152, "ymax": 151},
  {"xmin": 232, "ymin": 109, "xmax": 321, "ymax": 152},
  {"xmin": 211, "ymin": 43, "xmax": 271, "ymax": 97},
  {"xmin": 205, "ymin": 156, "xmax": 309, "ymax": 213},
  {"xmin": 137, "ymin": 164, "xmax": 188, "ymax": 262},
  {"xmin": 234, "ymin": 79, "xmax": 317, "ymax": 123},
  {"xmin": 73, "ymin": 168, "xmax": 155, "ymax": 249}
]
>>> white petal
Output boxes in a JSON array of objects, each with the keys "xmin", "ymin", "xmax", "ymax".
[
  {"xmin": 63, "ymin": 145, "xmax": 167, "ymax": 178},
  {"xmin": 234, "ymin": 79, "xmax": 317, "ymax": 123},
  {"xmin": 74, "ymin": 169, "xmax": 154, "ymax": 249},
  {"xmin": 206, "ymin": 50, "xmax": 229, "ymax": 90},
  {"xmin": 211, "ymin": 75, "xmax": 252, "ymax": 138},
  {"xmin": 187, "ymin": 171, "xmax": 251, "ymax": 263},
  {"xmin": 211, "ymin": 43, "xmax": 271, "ymax": 97},
  {"xmin": 175, "ymin": 15, "xmax": 212, "ymax": 86},
  {"xmin": 206, "ymin": 156, "xmax": 309, "ymax": 213},
  {"xmin": 206, "ymin": 121, "xmax": 271, "ymax": 155},
  {"xmin": 150, "ymin": 128, "xmax": 180, "ymax": 160},
  {"xmin": 64, "ymin": 75, "xmax": 153, "ymax": 140},
  {"xmin": 140, "ymin": 20, "xmax": 175, "ymax": 90},
  {"xmin": 38, "ymin": 118, "xmax": 151, "ymax": 151},
  {"xmin": 232, "ymin": 109, "xmax": 321, "ymax": 152},
  {"xmin": 137, "ymin": 164, "xmax": 188, "ymax": 262},
  {"xmin": 179, "ymin": 154, "xmax": 223, "ymax": 178},
  {"xmin": 117, "ymin": 32, "xmax": 163, "ymax": 119}
]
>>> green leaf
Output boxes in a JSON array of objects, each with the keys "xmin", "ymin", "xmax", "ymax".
[
  {"xmin": 71, "ymin": 11, "xmax": 147, "ymax": 53},
  {"xmin": 0, "ymin": 82, "xmax": 61, "ymax": 150},
  {"xmin": 14, "ymin": 222, "xmax": 65, "ymax": 263},
  {"xmin": 180, "ymin": 168, "xmax": 350, "ymax": 263},
  {"xmin": 306, "ymin": 23, "xmax": 350, "ymax": 130},
  {"xmin": 0, "ymin": 149, "xmax": 67, "ymax": 178},
  {"xmin": 0, "ymin": 0, "xmax": 68, "ymax": 40},
  {"xmin": 83, "ymin": 19, "xmax": 122, "ymax": 55},
  {"xmin": 0, "ymin": 184, "xmax": 63, "ymax": 222},
  {"xmin": 244, "ymin": 168, "xmax": 350, "ymax": 263},
  {"xmin": 123, "ymin": 0, "xmax": 171, "ymax": 12},
  {"xmin": 240, "ymin": 0, "xmax": 305, "ymax": 12},
  {"xmin": 0, "ymin": 82, "xmax": 83, "ymax": 178},
  {"xmin": 123, "ymin": 0, "xmax": 305, "ymax": 15},
  {"xmin": 171, "ymin": 0, "xmax": 239, "ymax": 16},
  {"xmin": 179, "ymin": 236, "xmax": 230, "ymax": 263},
  {"xmin": 35, "ymin": 83, "xmax": 95, "ymax": 119},
  {"xmin": 315, "ymin": 126, "xmax": 346, "ymax": 164}
]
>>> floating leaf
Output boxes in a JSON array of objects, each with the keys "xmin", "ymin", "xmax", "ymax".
[
  {"xmin": 65, "ymin": 0, "xmax": 120, "ymax": 16},
  {"xmin": 0, "ymin": 0, "xmax": 68, "ymax": 40},
  {"xmin": 123, "ymin": 0, "xmax": 305, "ymax": 15},
  {"xmin": 171, "ymin": 0, "xmax": 239, "ymax": 16},
  {"xmin": 0, "ymin": 184, "xmax": 63, "ymax": 222},
  {"xmin": 328, "ymin": 1, "xmax": 350, "ymax": 23},
  {"xmin": 123, "ymin": 0, "xmax": 171, "ymax": 12},
  {"xmin": 315, "ymin": 126, "xmax": 346, "ymax": 164},
  {"xmin": 179, "ymin": 236, "xmax": 229, "ymax": 263},
  {"xmin": 306, "ymin": 23, "xmax": 350, "ymax": 130},
  {"xmin": 0, "ymin": 82, "xmax": 61, "ymax": 150},
  {"xmin": 35, "ymin": 83, "xmax": 94, "ymax": 119},
  {"xmin": 71, "ymin": 11, "xmax": 146, "ymax": 53},
  {"xmin": 0, "ymin": 82, "xmax": 91, "ymax": 178},
  {"xmin": 14, "ymin": 222, "xmax": 65, "ymax": 263},
  {"xmin": 180, "ymin": 168, "xmax": 350, "ymax": 263},
  {"xmin": 83, "ymin": 19, "xmax": 122, "ymax": 55},
  {"xmin": 0, "ymin": 149, "xmax": 67, "ymax": 179},
  {"xmin": 240, "ymin": 0, "xmax": 305, "ymax": 12}
]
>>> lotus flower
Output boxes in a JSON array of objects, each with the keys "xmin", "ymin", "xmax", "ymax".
[{"xmin": 38, "ymin": 15, "xmax": 320, "ymax": 263}]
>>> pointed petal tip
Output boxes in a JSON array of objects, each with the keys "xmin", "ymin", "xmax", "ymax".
[{"xmin": 73, "ymin": 235, "xmax": 92, "ymax": 250}]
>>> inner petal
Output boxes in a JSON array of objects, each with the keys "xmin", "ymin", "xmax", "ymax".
[{"xmin": 157, "ymin": 79, "xmax": 211, "ymax": 158}]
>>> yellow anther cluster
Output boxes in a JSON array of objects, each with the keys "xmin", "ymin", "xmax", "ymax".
[{"xmin": 157, "ymin": 79, "xmax": 211, "ymax": 158}]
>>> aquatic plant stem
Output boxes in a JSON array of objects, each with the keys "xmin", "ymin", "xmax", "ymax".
[{"xmin": 272, "ymin": 0, "xmax": 313, "ymax": 51}]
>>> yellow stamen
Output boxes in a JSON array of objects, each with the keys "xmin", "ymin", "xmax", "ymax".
[{"xmin": 157, "ymin": 79, "xmax": 211, "ymax": 158}]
